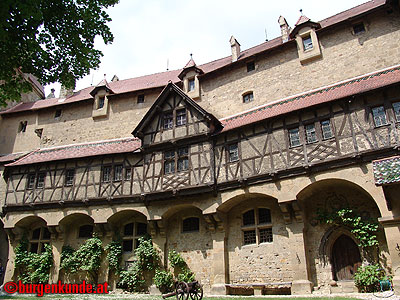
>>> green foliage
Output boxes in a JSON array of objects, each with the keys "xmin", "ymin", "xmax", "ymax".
[
  {"xmin": 105, "ymin": 240, "xmax": 123, "ymax": 274},
  {"xmin": 354, "ymin": 264, "xmax": 388, "ymax": 292},
  {"xmin": 177, "ymin": 268, "xmax": 195, "ymax": 283},
  {"xmin": 60, "ymin": 234, "xmax": 103, "ymax": 283},
  {"xmin": 14, "ymin": 237, "xmax": 53, "ymax": 283},
  {"xmin": 135, "ymin": 235, "xmax": 158, "ymax": 271},
  {"xmin": 0, "ymin": 0, "xmax": 119, "ymax": 105},
  {"xmin": 118, "ymin": 261, "xmax": 146, "ymax": 292},
  {"xmin": 168, "ymin": 250, "xmax": 186, "ymax": 269},
  {"xmin": 154, "ymin": 269, "xmax": 174, "ymax": 293},
  {"xmin": 317, "ymin": 207, "xmax": 379, "ymax": 248}
]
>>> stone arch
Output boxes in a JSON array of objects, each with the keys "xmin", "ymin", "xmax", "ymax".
[
  {"xmin": 0, "ymin": 219, "xmax": 8, "ymax": 285},
  {"xmin": 296, "ymin": 178, "xmax": 388, "ymax": 291},
  {"xmin": 217, "ymin": 192, "xmax": 278, "ymax": 214},
  {"xmin": 59, "ymin": 213, "xmax": 94, "ymax": 246}
]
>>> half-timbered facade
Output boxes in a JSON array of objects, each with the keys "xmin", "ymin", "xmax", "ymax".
[{"xmin": 1, "ymin": 0, "xmax": 400, "ymax": 295}]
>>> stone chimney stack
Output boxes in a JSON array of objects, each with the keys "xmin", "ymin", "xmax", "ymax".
[
  {"xmin": 230, "ymin": 36, "xmax": 241, "ymax": 62},
  {"xmin": 278, "ymin": 16, "xmax": 291, "ymax": 42},
  {"xmin": 59, "ymin": 85, "xmax": 74, "ymax": 99}
]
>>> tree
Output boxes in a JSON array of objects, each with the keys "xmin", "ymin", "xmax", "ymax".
[{"xmin": 0, "ymin": 0, "xmax": 119, "ymax": 106}]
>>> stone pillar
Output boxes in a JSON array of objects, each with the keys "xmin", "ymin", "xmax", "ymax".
[
  {"xmin": 149, "ymin": 220, "xmax": 167, "ymax": 295},
  {"xmin": 281, "ymin": 201, "xmax": 313, "ymax": 295},
  {"xmin": 48, "ymin": 225, "xmax": 64, "ymax": 283},
  {"xmin": 205, "ymin": 213, "xmax": 228, "ymax": 295},
  {"xmin": 380, "ymin": 218, "xmax": 400, "ymax": 293},
  {"xmin": 3, "ymin": 228, "xmax": 19, "ymax": 283},
  {"xmin": 94, "ymin": 223, "xmax": 111, "ymax": 284}
]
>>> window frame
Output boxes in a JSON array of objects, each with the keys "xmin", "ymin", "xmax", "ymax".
[
  {"xmin": 288, "ymin": 127, "xmax": 301, "ymax": 148},
  {"xmin": 228, "ymin": 143, "xmax": 239, "ymax": 163},
  {"xmin": 242, "ymin": 92, "xmax": 254, "ymax": 103},
  {"xmin": 321, "ymin": 119, "xmax": 334, "ymax": 140},
  {"xmin": 188, "ymin": 78, "xmax": 195, "ymax": 92},
  {"xmin": 392, "ymin": 102, "xmax": 400, "ymax": 122},
  {"xmin": 65, "ymin": 169, "xmax": 75, "ymax": 186},
  {"xmin": 29, "ymin": 227, "xmax": 51, "ymax": 254},
  {"xmin": 113, "ymin": 164, "xmax": 123, "ymax": 182},
  {"xmin": 97, "ymin": 96, "xmax": 105, "ymax": 109},
  {"xmin": 242, "ymin": 208, "xmax": 273, "ymax": 246},
  {"xmin": 102, "ymin": 165, "xmax": 112, "ymax": 183},
  {"xmin": 36, "ymin": 172, "xmax": 46, "ymax": 189},
  {"xmin": 164, "ymin": 147, "xmax": 189, "ymax": 174},
  {"xmin": 122, "ymin": 221, "xmax": 147, "ymax": 253},
  {"xmin": 305, "ymin": 123, "xmax": 318, "ymax": 144},
  {"xmin": 176, "ymin": 109, "xmax": 187, "ymax": 127},
  {"xmin": 163, "ymin": 111, "xmax": 174, "ymax": 130},
  {"xmin": 182, "ymin": 217, "xmax": 200, "ymax": 233},
  {"xmin": 246, "ymin": 61, "xmax": 255, "ymax": 72},
  {"xmin": 371, "ymin": 105, "xmax": 388, "ymax": 127},
  {"xmin": 352, "ymin": 22, "xmax": 366, "ymax": 35},
  {"xmin": 302, "ymin": 35, "xmax": 313, "ymax": 51},
  {"xmin": 27, "ymin": 173, "xmax": 36, "ymax": 189},
  {"xmin": 137, "ymin": 94, "xmax": 145, "ymax": 104}
]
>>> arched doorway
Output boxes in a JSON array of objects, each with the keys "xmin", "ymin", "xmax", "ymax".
[{"xmin": 331, "ymin": 234, "xmax": 361, "ymax": 281}]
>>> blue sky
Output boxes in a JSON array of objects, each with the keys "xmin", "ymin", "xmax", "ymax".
[{"xmin": 44, "ymin": 0, "xmax": 369, "ymax": 97}]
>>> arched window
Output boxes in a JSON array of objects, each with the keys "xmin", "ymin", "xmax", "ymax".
[
  {"xmin": 122, "ymin": 222, "xmax": 147, "ymax": 252},
  {"xmin": 182, "ymin": 217, "xmax": 199, "ymax": 233},
  {"xmin": 242, "ymin": 208, "xmax": 272, "ymax": 245},
  {"xmin": 30, "ymin": 227, "xmax": 51, "ymax": 254},
  {"xmin": 78, "ymin": 224, "xmax": 93, "ymax": 239},
  {"xmin": 242, "ymin": 92, "xmax": 254, "ymax": 103}
]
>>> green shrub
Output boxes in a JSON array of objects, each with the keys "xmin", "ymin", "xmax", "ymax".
[
  {"xmin": 105, "ymin": 240, "xmax": 123, "ymax": 274},
  {"xmin": 354, "ymin": 264, "xmax": 387, "ymax": 292},
  {"xmin": 177, "ymin": 268, "xmax": 195, "ymax": 283},
  {"xmin": 118, "ymin": 261, "xmax": 146, "ymax": 292},
  {"xmin": 154, "ymin": 269, "xmax": 174, "ymax": 293},
  {"xmin": 168, "ymin": 250, "xmax": 186, "ymax": 269}
]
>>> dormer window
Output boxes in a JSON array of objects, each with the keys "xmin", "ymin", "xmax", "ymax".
[
  {"xmin": 98, "ymin": 96, "xmax": 105, "ymax": 109},
  {"xmin": 188, "ymin": 78, "xmax": 195, "ymax": 92},
  {"xmin": 243, "ymin": 92, "xmax": 254, "ymax": 103},
  {"xmin": 353, "ymin": 22, "xmax": 365, "ymax": 35},
  {"xmin": 302, "ymin": 35, "xmax": 313, "ymax": 50},
  {"xmin": 163, "ymin": 112, "xmax": 173, "ymax": 130}
]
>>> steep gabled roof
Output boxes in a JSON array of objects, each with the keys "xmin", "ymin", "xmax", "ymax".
[
  {"xmin": 132, "ymin": 82, "xmax": 221, "ymax": 138},
  {"xmin": 289, "ymin": 15, "xmax": 321, "ymax": 38},
  {"xmin": 178, "ymin": 58, "xmax": 204, "ymax": 80},
  {"xmin": 221, "ymin": 64, "xmax": 400, "ymax": 132},
  {"xmin": 5, "ymin": 137, "xmax": 141, "ymax": 167},
  {"xmin": 90, "ymin": 78, "xmax": 114, "ymax": 96}
]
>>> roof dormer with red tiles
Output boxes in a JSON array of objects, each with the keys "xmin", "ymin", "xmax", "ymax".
[
  {"xmin": 90, "ymin": 77, "xmax": 114, "ymax": 118},
  {"xmin": 290, "ymin": 14, "xmax": 322, "ymax": 64},
  {"xmin": 178, "ymin": 56, "xmax": 204, "ymax": 100}
]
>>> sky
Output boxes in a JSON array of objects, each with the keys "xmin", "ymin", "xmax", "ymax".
[{"xmin": 44, "ymin": 0, "xmax": 370, "ymax": 97}]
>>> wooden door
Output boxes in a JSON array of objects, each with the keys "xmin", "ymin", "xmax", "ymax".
[{"xmin": 332, "ymin": 234, "xmax": 362, "ymax": 281}]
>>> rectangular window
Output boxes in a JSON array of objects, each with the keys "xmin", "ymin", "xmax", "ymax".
[
  {"xmin": 259, "ymin": 228, "xmax": 273, "ymax": 243},
  {"xmin": 102, "ymin": 166, "xmax": 111, "ymax": 182},
  {"xmin": 27, "ymin": 174, "xmax": 35, "ymax": 189},
  {"xmin": 137, "ymin": 94, "xmax": 145, "ymax": 104},
  {"xmin": 372, "ymin": 106, "xmax": 388, "ymax": 127},
  {"xmin": 393, "ymin": 102, "xmax": 400, "ymax": 122},
  {"xmin": 176, "ymin": 109, "xmax": 187, "ymax": 126},
  {"xmin": 114, "ymin": 165, "xmax": 123, "ymax": 181},
  {"xmin": 302, "ymin": 35, "xmax": 313, "ymax": 50},
  {"xmin": 36, "ymin": 173, "xmax": 45, "ymax": 188},
  {"xmin": 164, "ymin": 150, "xmax": 175, "ymax": 174},
  {"xmin": 247, "ymin": 61, "xmax": 255, "ymax": 72},
  {"xmin": 125, "ymin": 167, "xmax": 132, "ymax": 180},
  {"xmin": 228, "ymin": 144, "xmax": 239, "ymax": 162},
  {"xmin": 19, "ymin": 121, "xmax": 27, "ymax": 133},
  {"xmin": 353, "ymin": 22, "xmax": 365, "ymax": 35},
  {"xmin": 65, "ymin": 169, "xmax": 75, "ymax": 186},
  {"xmin": 243, "ymin": 230, "xmax": 257, "ymax": 245},
  {"xmin": 177, "ymin": 147, "xmax": 189, "ymax": 171},
  {"xmin": 305, "ymin": 124, "xmax": 317, "ymax": 144},
  {"xmin": 289, "ymin": 128, "xmax": 301, "ymax": 147},
  {"xmin": 321, "ymin": 119, "xmax": 334, "ymax": 140},
  {"xmin": 242, "ymin": 92, "xmax": 254, "ymax": 103},
  {"xmin": 163, "ymin": 112, "xmax": 173, "ymax": 130},
  {"xmin": 55, "ymin": 109, "xmax": 62, "ymax": 119},
  {"xmin": 98, "ymin": 96, "xmax": 105, "ymax": 109},
  {"xmin": 188, "ymin": 78, "xmax": 195, "ymax": 92}
]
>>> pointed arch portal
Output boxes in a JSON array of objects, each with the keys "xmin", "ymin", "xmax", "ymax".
[{"xmin": 332, "ymin": 234, "xmax": 361, "ymax": 281}]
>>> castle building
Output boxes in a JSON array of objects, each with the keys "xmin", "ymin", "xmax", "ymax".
[{"xmin": 1, "ymin": 0, "xmax": 400, "ymax": 295}]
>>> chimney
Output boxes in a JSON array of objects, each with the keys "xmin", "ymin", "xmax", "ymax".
[
  {"xmin": 278, "ymin": 16, "xmax": 290, "ymax": 43},
  {"xmin": 59, "ymin": 85, "xmax": 74, "ymax": 98},
  {"xmin": 46, "ymin": 88, "xmax": 55, "ymax": 99},
  {"xmin": 230, "ymin": 36, "xmax": 241, "ymax": 62}
]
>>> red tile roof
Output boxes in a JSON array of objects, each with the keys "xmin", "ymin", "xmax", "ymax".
[
  {"xmin": 0, "ymin": 0, "xmax": 387, "ymax": 116},
  {"xmin": 5, "ymin": 138, "xmax": 141, "ymax": 166},
  {"xmin": 220, "ymin": 64, "xmax": 400, "ymax": 132},
  {"xmin": 295, "ymin": 15, "xmax": 310, "ymax": 26},
  {"xmin": 0, "ymin": 152, "xmax": 28, "ymax": 164}
]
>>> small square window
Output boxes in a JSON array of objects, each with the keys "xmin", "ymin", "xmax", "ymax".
[
  {"xmin": 182, "ymin": 217, "xmax": 199, "ymax": 233},
  {"xmin": 259, "ymin": 228, "xmax": 273, "ymax": 243},
  {"xmin": 188, "ymin": 79, "xmax": 195, "ymax": 92},
  {"xmin": 65, "ymin": 169, "xmax": 75, "ymax": 186},
  {"xmin": 243, "ymin": 230, "xmax": 257, "ymax": 245},
  {"xmin": 137, "ymin": 94, "xmax": 145, "ymax": 104},
  {"xmin": 289, "ymin": 128, "xmax": 301, "ymax": 147},
  {"xmin": 163, "ymin": 112, "xmax": 173, "ymax": 130},
  {"xmin": 27, "ymin": 174, "xmax": 35, "ymax": 189},
  {"xmin": 243, "ymin": 92, "xmax": 254, "ymax": 103},
  {"xmin": 305, "ymin": 124, "xmax": 318, "ymax": 144},
  {"xmin": 302, "ymin": 35, "xmax": 313, "ymax": 50},
  {"xmin": 114, "ymin": 165, "xmax": 123, "ymax": 181},
  {"xmin": 176, "ymin": 109, "xmax": 187, "ymax": 126},
  {"xmin": 55, "ymin": 109, "xmax": 62, "ymax": 119},
  {"xmin": 102, "ymin": 166, "xmax": 112, "ymax": 182},
  {"xmin": 353, "ymin": 22, "xmax": 365, "ymax": 35},
  {"xmin": 98, "ymin": 96, "xmax": 105, "ymax": 109},
  {"xmin": 36, "ymin": 173, "xmax": 45, "ymax": 188},
  {"xmin": 321, "ymin": 120, "xmax": 334, "ymax": 140},
  {"xmin": 228, "ymin": 144, "xmax": 239, "ymax": 162},
  {"xmin": 372, "ymin": 106, "xmax": 388, "ymax": 127},
  {"xmin": 393, "ymin": 102, "xmax": 400, "ymax": 122},
  {"xmin": 247, "ymin": 61, "xmax": 255, "ymax": 72}
]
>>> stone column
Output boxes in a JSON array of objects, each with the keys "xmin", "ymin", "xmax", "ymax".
[
  {"xmin": 94, "ymin": 223, "xmax": 111, "ymax": 284},
  {"xmin": 281, "ymin": 201, "xmax": 313, "ymax": 295},
  {"xmin": 380, "ymin": 218, "xmax": 400, "ymax": 293},
  {"xmin": 149, "ymin": 220, "xmax": 167, "ymax": 295},
  {"xmin": 48, "ymin": 225, "xmax": 64, "ymax": 283},
  {"xmin": 205, "ymin": 213, "xmax": 228, "ymax": 295},
  {"xmin": 3, "ymin": 228, "xmax": 18, "ymax": 283}
]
